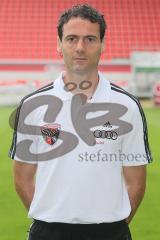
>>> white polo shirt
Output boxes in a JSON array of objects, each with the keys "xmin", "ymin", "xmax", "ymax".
[{"xmin": 9, "ymin": 72, "xmax": 152, "ymax": 223}]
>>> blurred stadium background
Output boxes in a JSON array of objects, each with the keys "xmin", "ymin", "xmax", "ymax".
[{"xmin": 0, "ymin": 0, "xmax": 160, "ymax": 239}]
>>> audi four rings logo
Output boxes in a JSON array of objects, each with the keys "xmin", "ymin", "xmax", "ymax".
[{"xmin": 93, "ymin": 130, "xmax": 118, "ymax": 140}]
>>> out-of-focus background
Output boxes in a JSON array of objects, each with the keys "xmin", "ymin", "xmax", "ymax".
[{"xmin": 0, "ymin": 0, "xmax": 159, "ymax": 239}]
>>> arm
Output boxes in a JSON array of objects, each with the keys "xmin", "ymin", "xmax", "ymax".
[
  {"xmin": 13, "ymin": 161, "xmax": 37, "ymax": 210},
  {"xmin": 123, "ymin": 165, "xmax": 147, "ymax": 224}
]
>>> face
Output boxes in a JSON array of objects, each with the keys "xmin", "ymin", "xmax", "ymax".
[{"xmin": 57, "ymin": 17, "xmax": 105, "ymax": 74}]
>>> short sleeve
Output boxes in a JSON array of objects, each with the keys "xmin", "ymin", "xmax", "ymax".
[
  {"xmin": 9, "ymin": 100, "xmax": 38, "ymax": 164},
  {"xmin": 121, "ymin": 100, "xmax": 152, "ymax": 166}
]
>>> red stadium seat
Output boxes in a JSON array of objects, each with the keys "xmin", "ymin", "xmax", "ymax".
[{"xmin": 0, "ymin": 0, "xmax": 159, "ymax": 60}]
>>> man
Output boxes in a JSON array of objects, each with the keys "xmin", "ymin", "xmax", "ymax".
[{"xmin": 9, "ymin": 4, "xmax": 152, "ymax": 240}]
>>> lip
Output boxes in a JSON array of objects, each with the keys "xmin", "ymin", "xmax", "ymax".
[{"xmin": 74, "ymin": 58, "xmax": 87, "ymax": 60}]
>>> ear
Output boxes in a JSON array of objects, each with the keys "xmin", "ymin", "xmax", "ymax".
[
  {"xmin": 57, "ymin": 36, "xmax": 62, "ymax": 53},
  {"xmin": 100, "ymin": 37, "xmax": 105, "ymax": 53}
]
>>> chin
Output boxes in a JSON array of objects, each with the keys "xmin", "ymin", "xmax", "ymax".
[{"xmin": 73, "ymin": 66, "xmax": 88, "ymax": 73}]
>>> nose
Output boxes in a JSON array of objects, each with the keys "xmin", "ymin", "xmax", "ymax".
[{"xmin": 76, "ymin": 39, "xmax": 85, "ymax": 53}]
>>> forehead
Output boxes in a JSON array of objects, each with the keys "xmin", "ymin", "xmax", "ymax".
[{"xmin": 62, "ymin": 17, "xmax": 100, "ymax": 38}]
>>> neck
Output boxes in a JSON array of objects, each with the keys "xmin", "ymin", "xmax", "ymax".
[{"xmin": 63, "ymin": 70, "xmax": 99, "ymax": 99}]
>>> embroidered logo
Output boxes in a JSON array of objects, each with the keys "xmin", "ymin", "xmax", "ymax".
[
  {"xmin": 103, "ymin": 121, "xmax": 112, "ymax": 128},
  {"xmin": 41, "ymin": 123, "xmax": 61, "ymax": 145},
  {"xmin": 93, "ymin": 122, "xmax": 118, "ymax": 142}
]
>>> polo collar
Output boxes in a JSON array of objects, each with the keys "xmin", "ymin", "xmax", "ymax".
[{"xmin": 53, "ymin": 71, "xmax": 111, "ymax": 102}]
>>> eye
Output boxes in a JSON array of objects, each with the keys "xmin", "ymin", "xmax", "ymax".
[
  {"xmin": 66, "ymin": 36, "xmax": 76, "ymax": 42},
  {"xmin": 68, "ymin": 37, "xmax": 74, "ymax": 41},
  {"xmin": 86, "ymin": 37, "xmax": 96, "ymax": 43}
]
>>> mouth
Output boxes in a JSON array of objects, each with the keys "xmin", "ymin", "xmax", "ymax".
[
  {"xmin": 74, "ymin": 57, "xmax": 87, "ymax": 60},
  {"xmin": 74, "ymin": 58, "xmax": 87, "ymax": 61}
]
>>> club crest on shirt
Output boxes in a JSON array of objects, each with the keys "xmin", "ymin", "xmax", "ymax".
[{"xmin": 41, "ymin": 123, "xmax": 61, "ymax": 145}]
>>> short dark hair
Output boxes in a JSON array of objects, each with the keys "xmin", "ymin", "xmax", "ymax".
[{"xmin": 57, "ymin": 4, "xmax": 106, "ymax": 42}]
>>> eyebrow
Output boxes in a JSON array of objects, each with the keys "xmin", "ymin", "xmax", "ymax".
[{"xmin": 65, "ymin": 34, "xmax": 98, "ymax": 39}]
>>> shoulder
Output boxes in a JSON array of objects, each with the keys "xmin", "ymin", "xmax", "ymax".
[
  {"xmin": 110, "ymin": 82, "xmax": 143, "ymax": 114},
  {"xmin": 20, "ymin": 82, "xmax": 54, "ymax": 105},
  {"xmin": 13, "ymin": 82, "xmax": 54, "ymax": 126},
  {"xmin": 108, "ymin": 82, "xmax": 147, "ymax": 127},
  {"xmin": 15, "ymin": 82, "xmax": 55, "ymax": 115}
]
